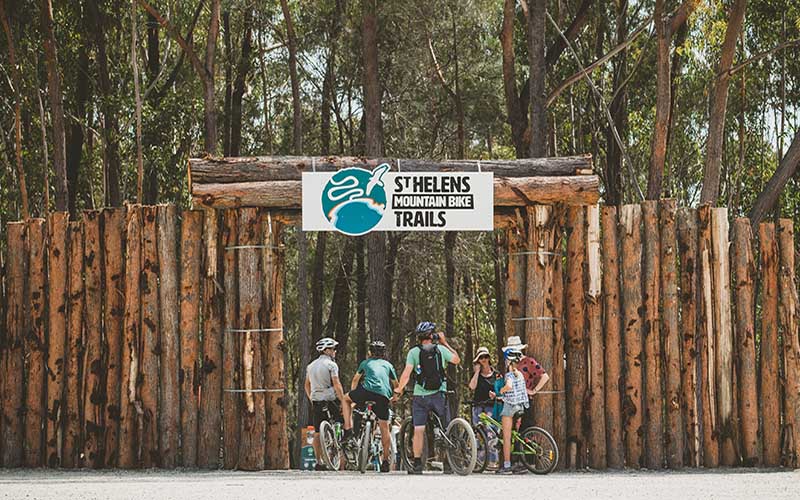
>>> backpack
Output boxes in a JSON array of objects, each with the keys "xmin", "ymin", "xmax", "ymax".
[{"xmin": 416, "ymin": 345, "xmax": 445, "ymax": 391}]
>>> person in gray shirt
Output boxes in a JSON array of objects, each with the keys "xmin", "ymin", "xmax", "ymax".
[{"xmin": 305, "ymin": 337, "xmax": 347, "ymax": 469}]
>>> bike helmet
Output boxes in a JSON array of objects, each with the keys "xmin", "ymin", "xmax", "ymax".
[
  {"xmin": 316, "ymin": 337, "xmax": 339, "ymax": 352},
  {"xmin": 415, "ymin": 321, "xmax": 436, "ymax": 338},
  {"xmin": 369, "ymin": 340, "xmax": 386, "ymax": 356},
  {"xmin": 505, "ymin": 349, "xmax": 523, "ymax": 363}
]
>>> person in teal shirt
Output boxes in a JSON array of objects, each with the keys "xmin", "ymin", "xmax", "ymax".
[
  {"xmin": 343, "ymin": 340, "xmax": 397, "ymax": 472},
  {"xmin": 394, "ymin": 321, "xmax": 461, "ymax": 474}
]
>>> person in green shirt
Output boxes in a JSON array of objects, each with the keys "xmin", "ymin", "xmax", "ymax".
[
  {"xmin": 394, "ymin": 321, "xmax": 461, "ymax": 474},
  {"xmin": 343, "ymin": 340, "xmax": 398, "ymax": 473}
]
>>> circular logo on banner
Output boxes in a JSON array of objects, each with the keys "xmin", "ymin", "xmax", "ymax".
[{"xmin": 321, "ymin": 164, "xmax": 390, "ymax": 236}]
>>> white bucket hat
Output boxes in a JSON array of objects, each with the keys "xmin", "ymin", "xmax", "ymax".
[
  {"xmin": 502, "ymin": 336, "xmax": 528, "ymax": 352},
  {"xmin": 473, "ymin": 346, "xmax": 491, "ymax": 363}
]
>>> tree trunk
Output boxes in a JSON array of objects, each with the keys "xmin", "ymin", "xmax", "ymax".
[
  {"xmin": 41, "ymin": 0, "xmax": 69, "ymax": 212},
  {"xmin": 296, "ymin": 227, "xmax": 311, "ymax": 466},
  {"xmin": 699, "ymin": 0, "xmax": 747, "ymax": 204},
  {"xmin": 230, "ymin": 10, "xmax": 253, "ymax": 157},
  {"xmin": 528, "ymin": 0, "xmax": 547, "ymax": 157},
  {"xmin": 280, "ymin": 0, "xmax": 302, "ymax": 155},
  {"xmin": 222, "ymin": 10, "xmax": 232, "ymax": 156},
  {"xmin": 565, "ymin": 206, "xmax": 586, "ymax": 469},
  {"xmin": 501, "ymin": 0, "xmax": 529, "ymax": 157},
  {"xmin": 749, "ymin": 129, "xmax": 800, "ymax": 226},
  {"xmin": 356, "ymin": 237, "xmax": 367, "ymax": 362},
  {"xmin": 203, "ymin": 0, "xmax": 221, "ymax": 154},
  {"xmin": 66, "ymin": 32, "xmax": 90, "ymax": 217},
  {"xmin": 647, "ymin": 0, "xmax": 671, "ymax": 200},
  {"xmin": 778, "ymin": 219, "xmax": 799, "ymax": 467},
  {"xmin": 362, "ymin": 0, "xmax": 383, "ymax": 157},
  {"xmin": 311, "ymin": 233, "xmax": 327, "ymax": 341},
  {"xmin": 604, "ymin": 0, "xmax": 627, "ymax": 205}
]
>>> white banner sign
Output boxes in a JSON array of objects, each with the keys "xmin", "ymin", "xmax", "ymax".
[{"xmin": 302, "ymin": 164, "xmax": 493, "ymax": 235}]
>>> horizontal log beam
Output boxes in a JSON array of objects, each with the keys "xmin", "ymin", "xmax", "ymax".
[
  {"xmin": 188, "ymin": 155, "xmax": 594, "ymax": 185},
  {"xmin": 191, "ymin": 175, "xmax": 600, "ymax": 210}
]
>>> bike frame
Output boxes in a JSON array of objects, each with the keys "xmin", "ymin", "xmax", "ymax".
[{"xmin": 476, "ymin": 411, "xmax": 541, "ymax": 456}]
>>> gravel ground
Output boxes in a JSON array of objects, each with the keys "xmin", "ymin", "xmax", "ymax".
[{"xmin": 0, "ymin": 468, "xmax": 797, "ymax": 500}]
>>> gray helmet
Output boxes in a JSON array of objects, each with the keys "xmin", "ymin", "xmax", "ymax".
[
  {"xmin": 316, "ymin": 337, "xmax": 339, "ymax": 352},
  {"xmin": 369, "ymin": 340, "xmax": 386, "ymax": 355}
]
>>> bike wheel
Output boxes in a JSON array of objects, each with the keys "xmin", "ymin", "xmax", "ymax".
[
  {"xmin": 519, "ymin": 426, "xmax": 559, "ymax": 474},
  {"xmin": 473, "ymin": 425, "xmax": 489, "ymax": 474},
  {"xmin": 399, "ymin": 417, "xmax": 429, "ymax": 471},
  {"xmin": 318, "ymin": 420, "xmax": 341, "ymax": 471},
  {"xmin": 358, "ymin": 421, "xmax": 372, "ymax": 474},
  {"xmin": 445, "ymin": 417, "xmax": 477, "ymax": 476}
]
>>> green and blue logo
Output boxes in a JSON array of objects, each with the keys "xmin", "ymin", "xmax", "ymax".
[{"xmin": 321, "ymin": 164, "xmax": 390, "ymax": 236}]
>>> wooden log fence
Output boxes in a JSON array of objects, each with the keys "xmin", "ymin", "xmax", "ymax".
[{"xmin": 1, "ymin": 201, "xmax": 799, "ymax": 471}]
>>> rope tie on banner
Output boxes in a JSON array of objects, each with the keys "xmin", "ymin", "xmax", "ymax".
[
  {"xmin": 397, "ymin": 158, "xmax": 401, "ymax": 172},
  {"xmin": 312, "ymin": 157, "xmax": 316, "ymax": 172},
  {"xmin": 477, "ymin": 160, "xmax": 482, "ymax": 173},
  {"xmin": 509, "ymin": 250, "xmax": 565, "ymax": 257}
]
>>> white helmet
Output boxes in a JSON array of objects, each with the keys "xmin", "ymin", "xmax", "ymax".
[{"xmin": 316, "ymin": 337, "xmax": 339, "ymax": 352}]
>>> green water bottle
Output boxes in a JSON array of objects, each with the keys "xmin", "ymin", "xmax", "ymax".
[{"xmin": 301, "ymin": 426, "xmax": 317, "ymax": 470}]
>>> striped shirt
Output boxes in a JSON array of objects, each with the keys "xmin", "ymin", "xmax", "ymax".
[{"xmin": 503, "ymin": 370, "xmax": 529, "ymax": 406}]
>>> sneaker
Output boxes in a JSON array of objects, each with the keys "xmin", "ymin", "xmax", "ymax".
[
  {"xmin": 314, "ymin": 463, "xmax": 328, "ymax": 471},
  {"xmin": 512, "ymin": 463, "xmax": 528, "ymax": 475},
  {"xmin": 443, "ymin": 463, "xmax": 453, "ymax": 475},
  {"xmin": 495, "ymin": 465, "xmax": 513, "ymax": 475},
  {"xmin": 380, "ymin": 459, "xmax": 391, "ymax": 473},
  {"xmin": 407, "ymin": 460, "xmax": 423, "ymax": 475}
]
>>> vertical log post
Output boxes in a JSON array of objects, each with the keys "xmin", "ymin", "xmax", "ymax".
[
  {"xmin": 525, "ymin": 205, "xmax": 554, "ymax": 433},
  {"xmin": 565, "ymin": 206, "xmax": 586, "ymax": 469},
  {"xmin": 157, "ymin": 205, "xmax": 180, "ymax": 468},
  {"xmin": 222, "ymin": 209, "xmax": 240, "ymax": 469},
  {"xmin": 46, "ymin": 213, "xmax": 69, "ymax": 467},
  {"xmin": 711, "ymin": 208, "xmax": 736, "ymax": 466},
  {"xmin": 698, "ymin": 206, "xmax": 719, "ymax": 467},
  {"xmin": 1, "ymin": 222, "xmax": 26, "ymax": 467},
  {"xmin": 677, "ymin": 208, "xmax": 700, "ymax": 467},
  {"xmin": 551, "ymin": 219, "xmax": 567, "ymax": 469},
  {"xmin": 601, "ymin": 206, "xmax": 624, "ymax": 469},
  {"xmin": 264, "ymin": 215, "xmax": 289, "ymax": 469},
  {"xmin": 586, "ymin": 205, "xmax": 606, "ymax": 469},
  {"xmin": 102, "ymin": 208, "xmax": 126, "ymax": 468},
  {"xmin": 140, "ymin": 206, "xmax": 160, "ymax": 467},
  {"xmin": 778, "ymin": 219, "xmax": 799, "ymax": 467},
  {"xmin": 660, "ymin": 200, "xmax": 683, "ymax": 468},
  {"xmin": 621, "ymin": 204, "xmax": 644, "ymax": 468},
  {"xmin": 642, "ymin": 201, "xmax": 663, "ymax": 469},
  {"xmin": 63, "ymin": 222, "xmax": 84, "ymax": 468},
  {"xmin": 25, "ymin": 219, "xmax": 47, "ymax": 467},
  {"xmin": 732, "ymin": 218, "xmax": 758, "ymax": 465},
  {"xmin": 179, "ymin": 211, "xmax": 204, "ymax": 467},
  {"xmin": 82, "ymin": 211, "xmax": 105, "ymax": 467},
  {"xmin": 198, "ymin": 210, "xmax": 223, "ymax": 469},
  {"xmin": 505, "ymin": 211, "xmax": 527, "ymax": 344},
  {"xmin": 759, "ymin": 222, "xmax": 781, "ymax": 466},
  {"xmin": 119, "ymin": 207, "xmax": 141, "ymax": 468},
  {"xmin": 238, "ymin": 208, "xmax": 267, "ymax": 470}
]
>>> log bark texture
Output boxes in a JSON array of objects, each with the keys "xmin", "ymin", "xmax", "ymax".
[
  {"xmin": 102, "ymin": 208, "xmax": 126, "ymax": 468},
  {"xmin": 179, "ymin": 210, "xmax": 204, "ymax": 467},
  {"xmin": 551, "ymin": 221, "xmax": 567, "ymax": 469},
  {"xmin": 759, "ymin": 222, "xmax": 781, "ymax": 466},
  {"xmin": 778, "ymin": 219, "xmax": 799, "ymax": 467},
  {"xmin": 505, "ymin": 215, "xmax": 527, "ymax": 343},
  {"xmin": 565, "ymin": 206, "xmax": 586, "ymax": 469},
  {"xmin": 660, "ymin": 200, "xmax": 683, "ymax": 469},
  {"xmin": 119, "ymin": 207, "xmax": 141, "ymax": 468},
  {"xmin": 222, "ymin": 209, "xmax": 240, "ymax": 469},
  {"xmin": 586, "ymin": 205, "xmax": 606, "ymax": 469},
  {"xmin": 25, "ymin": 219, "xmax": 47, "ymax": 467},
  {"xmin": 63, "ymin": 222, "xmax": 83, "ymax": 468},
  {"xmin": 140, "ymin": 206, "xmax": 160, "ymax": 467},
  {"xmin": 642, "ymin": 200, "xmax": 663, "ymax": 469},
  {"xmin": 157, "ymin": 205, "xmax": 180, "ymax": 468},
  {"xmin": 732, "ymin": 218, "xmax": 759, "ymax": 465},
  {"xmin": 698, "ymin": 206, "xmax": 719, "ymax": 467},
  {"xmin": 82, "ymin": 211, "xmax": 105, "ymax": 468},
  {"xmin": 677, "ymin": 208, "xmax": 700, "ymax": 467},
  {"xmin": 621, "ymin": 204, "xmax": 643, "ymax": 468},
  {"xmin": 192, "ymin": 176, "xmax": 600, "ymax": 209},
  {"xmin": 1, "ymin": 223, "xmax": 26, "ymax": 467},
  {"xmin": 188, "ymin": 155, "xmax": 595, "ymax": 183},
  {"xmin": 46, "ymin": 213, "xmax": 69, "ymax": 468},
  {"xmin": 601, "ymin": 206, "xmax": 624, "ymax": 469}
]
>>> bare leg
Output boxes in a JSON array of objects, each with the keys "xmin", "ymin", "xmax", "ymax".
[
  {"xmin": 341, "ymin": 396, "xmax": 353, "ymax": 431},
  {"xmin": 502, "ymin": 416, "xmax": 513, "ymax": 464},
  {"xmin": 312, "ymin": 432, "xmax": 322, "ymax": 463},
  {"xmin": 379, "ymin": 420, "xmax": 392, "ymax": 463},
  {"xmin": 413, "ymin": 426, "xmax": 426, "ymax": 458}
]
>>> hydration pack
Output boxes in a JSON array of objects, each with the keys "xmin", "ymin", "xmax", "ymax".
[{"xmin": 417, "ymin": 344, "xmax": 445, "ymax": 391}]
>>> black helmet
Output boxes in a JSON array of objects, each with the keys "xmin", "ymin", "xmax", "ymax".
[
  {"xmin": 369, "ymin": 340, "xmax": 386, "ymax": 356},
  {"xmin": 415, "ymin": 321, "xmax": 436, "ymax": 338}
]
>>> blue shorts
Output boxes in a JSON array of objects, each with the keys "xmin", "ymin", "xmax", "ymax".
[{"xmin": 412, "ymin": 392, "xmax": 449, "ymax": 427}]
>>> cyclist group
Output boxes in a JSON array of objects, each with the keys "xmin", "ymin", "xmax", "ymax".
[{"xmin": 304, "ymin": 321, "xmax": 550, "ymax": 475}]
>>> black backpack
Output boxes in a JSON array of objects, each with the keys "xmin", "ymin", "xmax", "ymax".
[{"xmin": 417, "ymin": 345, "xmax": 445, "ymax": 391}]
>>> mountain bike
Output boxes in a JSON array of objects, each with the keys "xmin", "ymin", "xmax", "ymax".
[
  {"xmin": 398, "ymin": 399, "xmax": 477, "ymax": 476},
  {"xmin": 319, "ymin": 400, "xmax": 386, "ymax": 473},
  {"xmin": 317, "ymin": 402, "xmax": 345, "ymax": 470},
  {"xmin": 472, "ymin": 407, "xmax": 558, "ymax": 474}
]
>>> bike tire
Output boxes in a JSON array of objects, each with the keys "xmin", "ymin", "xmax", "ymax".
[
  {"xmin": 359, "ymin": 421, "xmax": 372, "ymax": 474},
  {"xmin": 318, "ymin": 420, "xmax": 341, "ymax": 471},
  {"xmin": 445, "ymin": 417, "xmax": 477, "ymax": 476},
  {"xmin": 399, "ymin": 416, "xmax": 429, "ymax": 471},
  {"xmin": 519, "ymin": 426, "xmax": 559, "ymax": 474},
  {"xmin": 473, "ymin": 425, "xmax": 489, "ymax": 474}
]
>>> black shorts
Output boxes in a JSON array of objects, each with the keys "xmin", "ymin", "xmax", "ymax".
[
  {"xmin": 348, "ymin": 385, "xmax": 391, "ymax": 421},
  {"xmin": 312, "ymin": 400, "xmax": 342, "ymax": 432}
]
